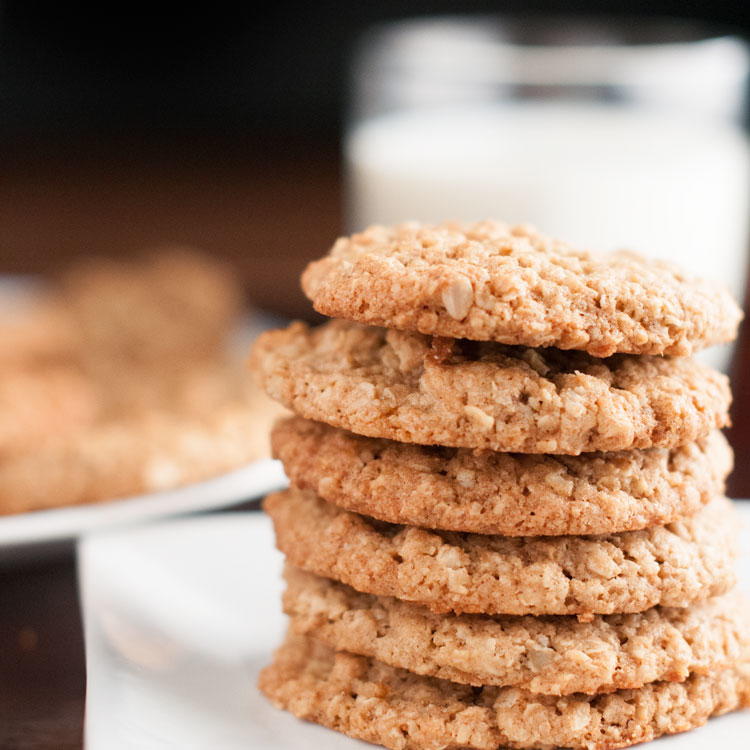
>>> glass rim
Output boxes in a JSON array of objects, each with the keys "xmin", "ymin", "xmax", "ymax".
[
  {"xmin": 355, "ymin": 14, "xmax": 747, "ymax": 53},
  {"xmin": 352, "ymin": 14, "xmax": 748, "ymax": 100}
]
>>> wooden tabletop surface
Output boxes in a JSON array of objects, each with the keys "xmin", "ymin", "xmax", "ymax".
[{"xmin": 0, "ymin": 548, "xmax": 85, "ymax": 749}]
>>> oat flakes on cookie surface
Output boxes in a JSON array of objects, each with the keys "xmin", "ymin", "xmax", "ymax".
[
  {"xmin": 284, "ymin": 566, "xmax": 749, "ymax": 696},
  {"xmin": 272, "ymin": 417, "xmax": 732, "ymax": 535},
  {"xmin": 265, "ymin": 488, "xmax": 737, "ymax": 617},
  {"xmin": 252, "ymin": 319, "xmax": 731, "ymax": 454},
  {"xmin": 260, "ymin": 633, "xmax": 750, "ymax": 750},
  {"xmin": 302, "ymin": 221, "xmax": 742, "ymax": 356}
]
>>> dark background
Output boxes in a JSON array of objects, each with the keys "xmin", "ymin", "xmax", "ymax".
[
  {"xmin": 2, "ymin": 2, "xmax": 750, "ymax": 142},
  {"xmin": 0, "ymin": 2, "xmax": 749, "ymax": 319}
]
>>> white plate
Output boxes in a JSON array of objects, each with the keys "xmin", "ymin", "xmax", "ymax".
[
  {"xmin": 79, "ymin": 503, "xmax": 750, "ymax": 750},
  {"xmin": 0, "ymin": 459, "xmax": 286, "ymax": 559}
]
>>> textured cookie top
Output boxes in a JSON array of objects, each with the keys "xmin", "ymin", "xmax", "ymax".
[
  {"xmin": 265, "ymin": 488, "xmax": 738, "ymax": 616},
  {"xmin": 285, "ymin": 566, "xmax": 748, "ymax": 696},
  {"xmin": 273, "ymin": 418, "xmax": 731, "ymax": 536},
  {"xmin": 252, "ymin": 320, "xmax": 731, "ymax": 454},
  {"xmin": 260, "ymin": 633, "xmax": 750, "ymax": 750},
  {"xmin": 302, "ymin": 222, "xmax": 742, "ymax": 356}
]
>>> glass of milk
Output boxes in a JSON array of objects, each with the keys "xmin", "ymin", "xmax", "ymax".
[{"xmin": 346, "ymin": 17, "xmax": 750, "ymax": 369}]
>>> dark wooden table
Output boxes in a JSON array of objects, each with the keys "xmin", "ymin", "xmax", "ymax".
[{"xmin": 0, "ymin": 548, "xmax": 85, "ymax": 750}]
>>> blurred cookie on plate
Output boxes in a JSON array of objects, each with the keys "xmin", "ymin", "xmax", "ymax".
[{"xmin": 0, "ymin": 247, "xmax": 283, "ymax": 515}]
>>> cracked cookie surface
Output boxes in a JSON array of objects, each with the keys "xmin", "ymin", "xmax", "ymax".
[
  {"xmin": 284, "ymin": 566, "xmax": 748, "ymax": 695},
  {"xmin": 301, "ymin": 221, "xmax": 742, "ymax": 357},
  {"xmin": 252, "ymin": 320, "xmax": 731, "ymax": 454},
  {"xmin": 260, "ymin": 632, "xmax": 750, "ymax": 750},
  {"xmin": 273, "ymin": 417, "xmax": 731, "ymax": 535},
  {"xmin": 265, "ymin": 488, "xmax": 737, "ymax": 617}
]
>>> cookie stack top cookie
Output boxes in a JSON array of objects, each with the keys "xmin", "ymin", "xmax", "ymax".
[{"xmin": 301, "ymin": 221, "xmax": 742, "ymax": 357}]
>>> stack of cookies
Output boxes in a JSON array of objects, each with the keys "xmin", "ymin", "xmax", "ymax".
[{"xmin": 252, "ymin": 221, "xmax": 750, "ymax": 749}]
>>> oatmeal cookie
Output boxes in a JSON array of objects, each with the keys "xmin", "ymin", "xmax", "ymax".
[
  {"xmin": 284, "ymin": 566, "xmax": 748, "ymax": 695},
  {"xmin": 264, "ymin": 488, "xmax": 737, "ymax": 617},
  {"xmin": 253, "ymin": 320, "xmax": 730, "ymax": 454},
  {"xmin": 273, "ymin": 418, "xmax": 731, "ymax": 535},
  {"xmin": 260, "ymin": 633, "xmax": 750, "ymax": 750},
  {"xmin": 301, "ymin": 221, "xmax": 742, "ymax": 357}
]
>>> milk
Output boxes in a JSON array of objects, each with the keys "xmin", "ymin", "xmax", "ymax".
[{"xmin": 346, "ymin": 103, "xmax": 749, "ymax": 367}]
